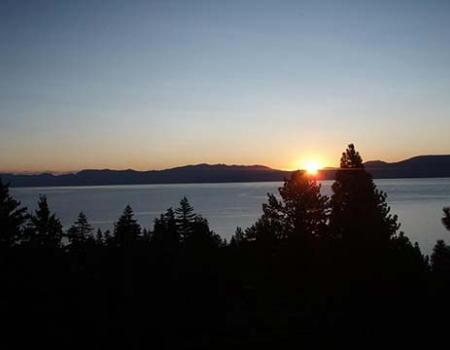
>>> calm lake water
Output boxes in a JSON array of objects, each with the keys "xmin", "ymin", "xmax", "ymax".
[{"xmin": 11, "ymin": 178, "xmax": 450, "ymax": 254}]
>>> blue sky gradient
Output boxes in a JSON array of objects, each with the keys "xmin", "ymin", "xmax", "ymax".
[{"xmin": 1, "ymin": 0, "xmax": 450, "ymax": 172}]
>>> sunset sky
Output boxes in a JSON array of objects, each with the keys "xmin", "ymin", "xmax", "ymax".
[{"xmin": 1, "ymin": 0, "xmax": 450, "ymax": 173}]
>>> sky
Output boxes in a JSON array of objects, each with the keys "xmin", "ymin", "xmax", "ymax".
[{"xmin": 1, "ymin": 0, "xmax": 450, "ymax": 173}]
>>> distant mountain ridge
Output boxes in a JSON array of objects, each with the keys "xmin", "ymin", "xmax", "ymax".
[
  {"xmin": 2, "ymin": 155, "xmax": 450, "ymax": 187},
  {"xmin": 364, "ymin": 155, "xmax": 450, "ymax": 178},
  {"xmin": 1, "ymin": 164, "xmax": 291, "ymax": 187}
]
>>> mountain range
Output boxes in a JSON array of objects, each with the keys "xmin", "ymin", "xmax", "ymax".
[{"xmin": 1, "ymin": 155, "xmax": 450, "ymax": 187}]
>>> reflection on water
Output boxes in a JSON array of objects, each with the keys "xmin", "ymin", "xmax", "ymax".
[{"xmin": 11, "ymin": 178, "xmax": 450, "ymax": 254}]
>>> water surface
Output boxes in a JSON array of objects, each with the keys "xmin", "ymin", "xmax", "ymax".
[{"xmin": 11, "ymin": 178, "xmax": 450, "ymax": 254}]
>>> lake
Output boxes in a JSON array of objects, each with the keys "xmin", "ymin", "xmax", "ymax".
[{"xmin": 11, "ymin": 178, "xmax": 450, "ymax": 254}]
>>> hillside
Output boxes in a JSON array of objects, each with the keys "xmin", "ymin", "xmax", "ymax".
[
  {"xmin": 0, "ymin": 164, "xmax": 290, "ymax": 187},
  {"xmin": 364, "ymin": 155, "xmax": 450, "ymax": 178},
  {"xmin": 2, "ymin": 155, "xmax": 450, "ymax": 187}
]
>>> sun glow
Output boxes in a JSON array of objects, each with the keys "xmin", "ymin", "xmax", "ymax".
[
  {"xmin": 295, "ymin": 158, "xmax": 323, "ymax": 176},
  {"xmin": 304, "ymin": 162, "xmax": 321, "ymax": 175},
  {"xmin": 290, "ymin": 155, "xmax": 327, "ymax": 175}
]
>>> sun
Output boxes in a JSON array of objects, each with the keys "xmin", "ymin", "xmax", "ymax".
[
  {"xmin": 304, "ymin": 162, "xmax": 321, "ymax": 175},
  {"xmin": 292, "ymin": 157, "xmax": 325, "ymax": 175}
]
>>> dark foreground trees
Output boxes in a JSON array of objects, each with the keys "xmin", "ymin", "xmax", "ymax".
[
  {"xmin": 329, "ymin": 144, "xmax": 400, "ymax": 247},
  {"xmin": 443, "ymin": 207, "xmax": 450, "ymax": 231},
  {"xmin": 432, "ymin": 208, "xmax": 450, "ymax": 273},
  {"xmin": 0, "ymin": 178, "xmax": 27, "ymax": 247},
  {"xmin": 23, "ymin": 195, "xmax": 63, "ymax": 248},
  {"xmin": 67, "ymin": 212, "xmax": 94, "ymax": 248},
  {"xmin": 244, "ymin": 170, "xmax": 328, "ymax": 244},
  {"xmin": 234, "ymin": 145, "xmax": 429, "ymax": 344},
  {"xmin": 0, "ymin": 145, "xmax": 449, "ymax": 348}
]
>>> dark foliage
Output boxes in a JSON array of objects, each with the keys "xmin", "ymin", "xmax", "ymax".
[
  {"xmin": 432, "ymin": 240, "xmax": 450, "ymax": 273},
  {"xmin": 0, "ymin": 145, "xmax": 448, "ymax": 348},
  {"xmin": 329, "ymin": 144, "xmax": 400, "ymax": 247},
  {"xmin": 23, "ymin": 195, "xmax": 63, "ymax": 248},
  {"xmin": 113, "ymin": 205, "xmax": 141, "ymax": 247},
  {"xmin": 175, "ymin": 196, "xmax": 196, "ymax": 241},
  {"xmin": 67, "ymin": 212, "xmax": 94, "ymax": 248},
  {"xmin": 443, "ymin": 207, "xmax": 450, "ymax": 231},
  {"xmin": 245, "ymin": 170, "xmax": 328, "ymax": 244},
  {"xmin": 0, "ymin": 178, "xmax": 27, "ymax": 247}
]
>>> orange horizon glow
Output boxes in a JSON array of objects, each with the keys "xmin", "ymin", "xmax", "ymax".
[
  {"xmin": 1, "ymin": 149, "xmax": 445, "ymax": 174},
  {"xmin": 304, "ymin": 162, "xmax": 321, "ymax": 176},
  {"xmin": 290, "ymin": 157, "xmax": 327, "ymax": 174},
  {"xmin": 0, "ymin": 156, "xmax": 333, "ymax": 174}
]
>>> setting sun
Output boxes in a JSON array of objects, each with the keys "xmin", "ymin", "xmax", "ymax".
[
  {"xmin": 304, "ymin": 162, "xmax": 321, "ymax": 175},
  {"xmin": 293, "ymin": 158, "xmax": 324, "ymax": 175}
]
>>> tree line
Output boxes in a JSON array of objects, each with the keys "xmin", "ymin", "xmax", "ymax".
[{"xmin": 1, "ymin": 144, "xmax": 450, "ymax": 348}]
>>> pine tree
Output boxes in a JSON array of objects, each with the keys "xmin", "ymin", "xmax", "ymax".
[
  {"xmin": 67, "ymin": 212, "xmax": 93, "ymax": 248},
  {"xmin": 432, "ymin": 208, "xmax": 450, "ymax": 274},
  {"xmin": 113, "ymin": 205, "xmax": 141, "ymax": 247},
  {"xmin": 184, "ymin": 215, "xmax": 222, "ymax": 251},
  {"xmin": 170, "ymin": 199, "xmax": 222, "ymax": 250},
  {"xmin": 0, "ymin": 178, "xmax": 27, "ymax": 247},
  {"xmin": 141, "ymin": 228, "xmax": 152, "ymax": 242},
  {"xmin": 175, "ymin": 197, "xmax": 196, "ymax": 241},
  {"xmin": 273, "ymin": 170, "xmax": 328, "ymax": 241},
  {"xmin": 103, "ymin": 230, "xmax": 113, "ymax": 246},
  {"xmin": 244, "ymin": 215, "xmax": 282, "ymax": 245},
  {"xmin": 230, "ymin": 227, "xmax": 245, "ymax": 247},
  {"xmin": 431, "ymin": 240, "xmax": 450, "ymax": 274},
  {"xmin": 25, "ymin": 195, "xmax": 63, "ymax": 248},
  {"xmin": 246, "ymin": 170, "xmax": 329, "ymax": 244},
  {"xmin": 329, "ymin": 144, "xmax": 400, "ymax": 247},
  {"xmin": 442, "ymin": 207, "xmax": 450, "ymax": 231},
  {"xmin": 152, "ymin": 207, "xmax": 180, "ymax": 250},
  {"xmin": 95, "ymin": 229, "xmax": 104, "ymax": 246}
]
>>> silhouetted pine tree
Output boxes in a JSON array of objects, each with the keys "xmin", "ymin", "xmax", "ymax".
[
  {"xmin": 329, "ymin": 144, "xmax": 400, "ymax": 247},
  {"xmin": 175, "ymin": 197, "xmax": 196, "ymax": 241},
  {"xmin": 141, "ymin": 228, "xmax": 152, "ymax": 242},
  {"xmin": 24, "ymin": 195, "xmax": 63, "ymax": 248},
  {"xmin": 113, "ymin": 205, "xmax": 141, "ymax": 247},
  {"xmin": 230, "ymin": 227, "xmax": 245, "ymax": 247},
  {"xmin": 442, "ymin": 207, "xmax": 450, "ymax": 231},
  {"xmin": 103, "ymin": 230, "xmax": 113, "ymax": 246},
  {"xmin": 245, "ymin": 170, "xmax": 329, "ymax": 244},
  {"xmin": 0, "ymin": 178, "xmax": 27, "ymax": 247},
  {"xmin": 432, "ymin": 240, "xmax": 450, "ymax": 274},
  {"xmin": 95, "ymin": 229, "xmax": 104, "ymax": 246},
  {"xmin": 431, "ymin": 208, "xmax": 450, "ymax": 274},
  {"xmin": 67, "ymin": 212, "xmax": 93, "ymax": 248},
  {"xmin": 271, "ymin": 170, "xmax": 328, "ymax": 241},
  {"xmin": 186, "ymin": 215, "xmax": 223, "ymax": 249},
  {"xmin": 152, "ymin": 207, "xmax": 180, "ymax": 251},
  {"xmin": 244, "ymin": 215, "xmax": 281, "ymax": 245}
]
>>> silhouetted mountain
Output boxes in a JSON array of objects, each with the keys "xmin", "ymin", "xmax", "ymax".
[
  {"xmin": 2, "ymin": 155, "xmax": 450, "ymax": 187},
  {"xmin": 0, "ymin": 145, "xmax": 440, "ymax": 348},
  {"xmin": 364, "ymin": 155, "xmax": 450, "ymax": 178},
  {"xmin": 0, "ymin": 164, "xmax": 291, "ymax": 187}
]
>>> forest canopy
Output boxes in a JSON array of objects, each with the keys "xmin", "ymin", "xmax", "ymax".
[{"xmin": 0, "ymin": 145, "xmax": 449, "ymax": 348}]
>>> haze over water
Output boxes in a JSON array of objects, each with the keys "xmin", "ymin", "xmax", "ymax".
[{"xmin": 11, "ymin": 178, "xmax": 450, "ymax": 254}]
